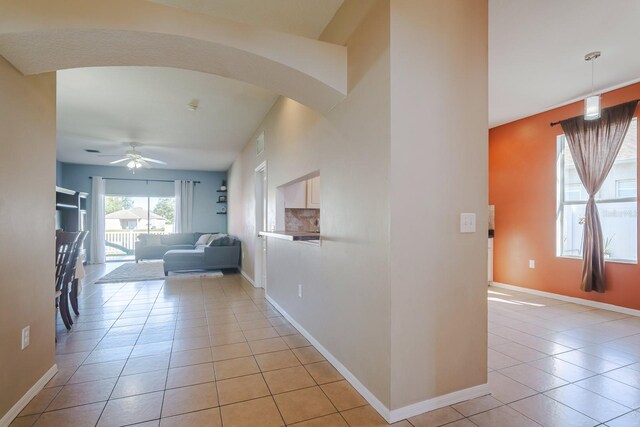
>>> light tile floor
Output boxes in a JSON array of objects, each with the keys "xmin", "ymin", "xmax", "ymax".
[{"xmin": 11, "ymin": 276, "xmax": 640, "ymax": 426}]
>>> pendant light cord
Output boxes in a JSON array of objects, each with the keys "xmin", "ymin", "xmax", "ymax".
[{"xmin": 591, "ymin": 56, "xmax": 595, "ymax": 95}]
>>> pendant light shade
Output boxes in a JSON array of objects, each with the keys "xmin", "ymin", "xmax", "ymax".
[
  {"xmin": 584, "ymin": 51, "xmax": 601, "ymax": 120},
  {"xmin": 584, "ymin": 94, "xmax": 601, "ymax": 120}
]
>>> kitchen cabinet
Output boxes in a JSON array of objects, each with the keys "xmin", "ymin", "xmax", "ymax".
[
  {"xmin": 283, "ymin": 176, "xmax": 320, "ymax": 209},
  {"xmin": 306, "ymin": 176, "xmax": 320, "ymax": 209},
  {"xmin": 284, "ymin": 181, "xmax": 307, "ymax": 209}
]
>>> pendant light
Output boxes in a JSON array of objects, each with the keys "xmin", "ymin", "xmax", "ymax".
[{"xmin": 584, "ymin": 51, "xmax": 601, "ymax": 120}]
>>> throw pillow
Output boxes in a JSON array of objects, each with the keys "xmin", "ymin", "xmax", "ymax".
[
  {"xmin": 195, "ymin": 233, "xmax": 212, "ymax": 246},
  {"xmin": 210, "ymin": 234, "xmax": 234, "ymax": 246},
  {"xmin": 206, "ymin": 234, "xmax": 219, "ymax": 245}
]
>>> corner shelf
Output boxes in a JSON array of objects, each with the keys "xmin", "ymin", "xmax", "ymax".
[
  {"xmin": 216, "ymin": 201, "xmax": 227, "ymax": 204},
  {"xmin": 216, "ymin": 212, "xmax": 227, "ymax": 215},
  {"xmin": 216, "ymin": 190, "xmax": 227, "ymax": 193}
]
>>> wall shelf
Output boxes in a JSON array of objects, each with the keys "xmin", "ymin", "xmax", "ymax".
[
  {"xmin": 56, "ymin": 186, "xmax": 88, "ymax": 232},
  {"xmin": 216, "ymin": 212, "xmax": 227, "ymax": 215}
]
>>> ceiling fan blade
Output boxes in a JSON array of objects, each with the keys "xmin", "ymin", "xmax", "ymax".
[
  {"xmin": 109, "ymin": 158, "xmax": 129, "ymax": 164},
  {"xmin": 141, "ymin": 157, "xmax": 167, "ymax": 165},
  {"xmin": 137, "ymin": 159, "xmax": 152, "ymax": 168}
]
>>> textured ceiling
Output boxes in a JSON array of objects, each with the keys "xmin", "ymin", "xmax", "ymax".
[
  {"xmin": 490, "ymin": 0, "xmax": 640, "ymax": 127},
  {"xmin": 147, "ymin": 0, "xmax": 344, "ymax": 39}
]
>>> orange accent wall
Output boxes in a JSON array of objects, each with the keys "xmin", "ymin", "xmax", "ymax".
[{"xmin": 489, "ymin": 82, "xmax": 640, "ymax": 310}]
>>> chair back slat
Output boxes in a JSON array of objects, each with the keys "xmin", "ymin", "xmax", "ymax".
[
  {"xmin": 55, "ymin": 232, "xmax": 80, "ymax": 293},
  {"xmin": 65, "ymin": 230, "xmax": 89, "ymax": 284}
]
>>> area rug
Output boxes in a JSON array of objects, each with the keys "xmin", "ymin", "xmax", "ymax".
[{"xmin": 95, "ymin": 261, "xmax": 223, "ymax": 283}]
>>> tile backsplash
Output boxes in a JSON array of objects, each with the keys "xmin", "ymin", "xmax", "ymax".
[{"xmin": 285, "ymin": 208, "xmax": 320, "ymax": 232}]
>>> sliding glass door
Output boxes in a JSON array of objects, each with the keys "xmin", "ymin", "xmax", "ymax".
[{"xmin": 104, "ymin": 195, "xmax": 175, "ymax": 260}]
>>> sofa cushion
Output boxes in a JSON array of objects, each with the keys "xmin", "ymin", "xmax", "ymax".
[
  {"xmin": 161, "ymin": 233, "xmax": 194, "ymax": 246},
  {"xmin": 168, "ymin": 244, "xmax": 196, "ymax": 251},
  {"xmin": 195, "ymin": 234, "xmax": 212, "ymax": 246},
  {"xmin": 144, "ymin": 234, "xmax": 163, "ymax": 246}
]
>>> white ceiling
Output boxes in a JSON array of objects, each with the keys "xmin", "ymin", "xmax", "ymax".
[
  {"xmin": 57, "ymin": 0, "xmax": 640, "ymax": 169},
  {"xmin": 490, "ymin": 0, "xmax": 640, "ymax": 127},
  {"xmin": 57, "ymin": 67, "xmax": 278, "ymax": 171},
  {"xmin": 56, "ymin": 0, "xmax": 344, "ymax": 171}
]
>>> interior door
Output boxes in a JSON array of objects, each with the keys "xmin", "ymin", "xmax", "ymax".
[{"xmin": 254, "ymin": 163, "xmax": 267, "ymax": 288}]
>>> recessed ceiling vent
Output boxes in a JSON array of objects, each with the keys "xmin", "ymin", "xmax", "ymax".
[{"xmin": 85, "ymin": 149, "xmax": 100, "ymax": 153}]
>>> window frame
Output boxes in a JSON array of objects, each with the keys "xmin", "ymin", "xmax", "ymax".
[
  {"xmin": 616, "ymin": 178, "xmax": 637, "ymax": 199},
  {"xmin": 556, "ymin": 123, "xmax": 638, "ymax": 264}
]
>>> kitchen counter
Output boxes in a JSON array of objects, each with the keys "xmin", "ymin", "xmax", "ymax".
[{"xmin": 259, "ymin": 231, "xmax": 321, "ymax": 241}]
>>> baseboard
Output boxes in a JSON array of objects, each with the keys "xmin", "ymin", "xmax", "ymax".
[
  {"xmin": 265, "ymin": 295, "xmax": 490, "ymax": 423},
  {"xmin": 388, "ymin": 383, "xmax": 489, "ymax": 422},
  {"xmin": 0, "ymin": 364, "xmax": 58, "ymax": 427},
  {"xmin": 265, "ymin": 295, "xmax": 392, "ymax": 420},
  {"xmin": 492, "ymin": 282, "xmax": 640, "ymax": 317},
  {"xmin": 239, "ymin": 268, "xmax": 256, "ymax": 287}
]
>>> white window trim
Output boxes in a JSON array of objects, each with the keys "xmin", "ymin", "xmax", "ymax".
[{"xmin": 616, "ymin": 178, "xmax": 637, "ymax": 199}]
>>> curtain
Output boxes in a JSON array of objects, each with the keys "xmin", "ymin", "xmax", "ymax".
[
  {"xmin": 174, "ymin": 180, "xmax": 194, "ymax": 233},
  {"xmin": 560, "ymin": 100, "xmax": 638, "ymax": 293},
  {"xmin": 89, "ymin": 176, "xmax": 106, "ymax": 264}
]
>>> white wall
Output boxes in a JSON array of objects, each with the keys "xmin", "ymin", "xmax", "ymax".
[
  {"xmin": 229, "ymin": 0, "xmax": 392, "ymax": 405},
  {"xmin": 388, "ymin": 0, "xmax": 488, "ymax": 409},
  {"xmin": 228, "ymin": 0, "xmax": 488, "ymax": 415}
]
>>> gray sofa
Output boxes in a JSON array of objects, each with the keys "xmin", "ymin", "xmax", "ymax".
[
  {"xmin": 163, "ymin": 235, "xmax": 241, "ymax": 275},
  {"xmin": 135, "ymin": 232, "xmax": 218, "ymax": 262}
]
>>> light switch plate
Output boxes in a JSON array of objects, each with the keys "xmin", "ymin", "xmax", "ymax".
[{"xmin": 460, "ymin": 213, "xmax": 476, "ymax": 233}]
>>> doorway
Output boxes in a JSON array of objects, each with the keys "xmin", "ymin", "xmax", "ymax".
[{"xmin": 254, "ymin": 162, "xmax": 268, "ymax": 288}]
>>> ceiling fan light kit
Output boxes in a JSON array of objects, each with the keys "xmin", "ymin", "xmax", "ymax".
[{"xmin": 106, "ymin": 142, "xmax": 167, "ymax": 173}]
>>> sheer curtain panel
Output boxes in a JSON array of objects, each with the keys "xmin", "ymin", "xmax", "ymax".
[
  {"xmin": 89, "ymin": 176, "xmax": 106, "ymax": 264},
  {"xmin": 174, "ymin": 180, "xmax": 194, "ymax": 233}
]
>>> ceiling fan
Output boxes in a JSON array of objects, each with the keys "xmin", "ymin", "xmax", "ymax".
[{"xmin": 100, "ymin": 143, "xmax": 167, "ymax": 172}]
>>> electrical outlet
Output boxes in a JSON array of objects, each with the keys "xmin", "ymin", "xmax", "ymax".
[
  {"xmin": 529, "ymin": 260, "xmax": 536, "ymax": 269},
  {"xmin": 21, "ymin": 326, "xmax": 30, "ymax": 350},
  {"xmin": 297, "ymin": 284, "xmax": 303, "ymax": 298}
]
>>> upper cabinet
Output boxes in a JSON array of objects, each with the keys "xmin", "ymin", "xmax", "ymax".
[
  {"xmin": 283, "ymin": 181, "xmax": 307, "ymax": 209},
  {"xmin": 283, "ymin": 176, "xmax": 320, "ymax": 209},
  {"xmin": 306, "ymin": 176, "xmax": 320, "ymax": 209}
]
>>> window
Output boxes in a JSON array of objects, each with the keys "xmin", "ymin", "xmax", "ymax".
[
  {"xmin": 557, "ymin": 118, "xmax": 638, "ymax": 262},
  {"xmin": 104, "ymin": 196, "xmax": 175, "ymax": 260},
  {"xmin": 616, "ymin": 179, "xmax": 637, "ymax": 198},
  {"xmin": 565, "ymin": 183, "xmax": 584, "ymax": 201}
]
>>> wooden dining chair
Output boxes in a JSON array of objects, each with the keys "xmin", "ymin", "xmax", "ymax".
[
  {"xmin": 55, "ymin": 231, "xmax": 79, "ymax": 330},
  {"xmin": 67, "ymin": 230, "xmax": 89, "ymax": 317}
]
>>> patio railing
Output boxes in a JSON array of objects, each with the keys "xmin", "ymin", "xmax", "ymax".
[{"xmin": 105, "ymin": 230, "xmax": 165, "ymax": 257}]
